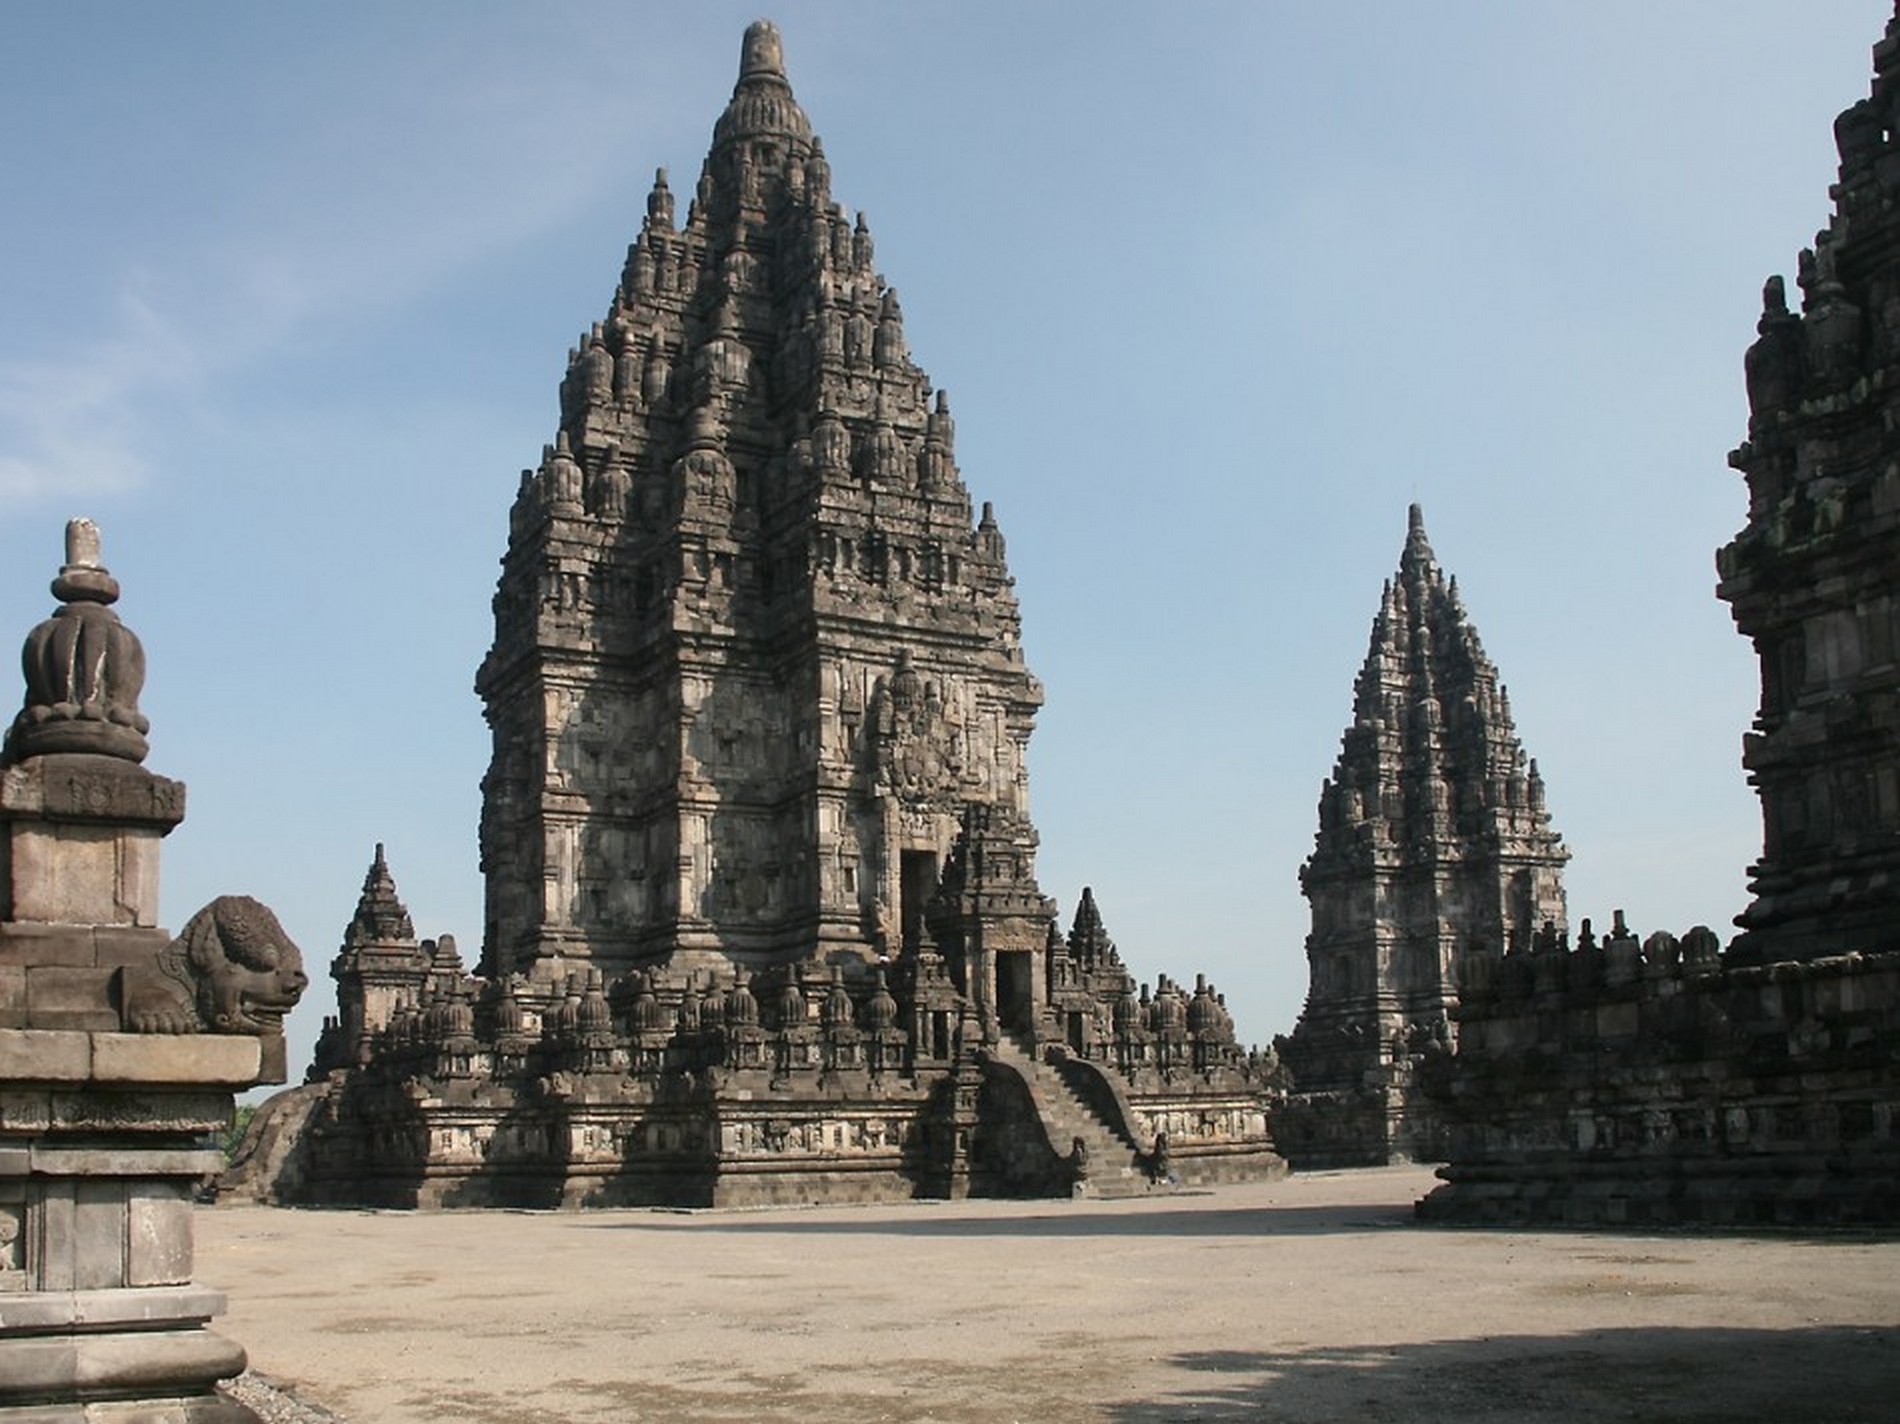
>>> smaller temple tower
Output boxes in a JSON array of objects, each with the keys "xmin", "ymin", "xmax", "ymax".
[
  {"xmin": 1279, "ymin": 506, "xmax": 1567, "ymax": 1165},
  {"xmin": 311, "ymin": 844, "xmax": 431, "ymax": 1073}
]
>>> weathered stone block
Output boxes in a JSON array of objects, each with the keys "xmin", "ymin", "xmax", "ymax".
[
  {"xmin": 72, "ymin": 1179, "xmax": 125, "ymax": 1290},
  {"xmin": 0, "ymin": 924, "xmax": 97, "ymax": 967},
  {"xmin": 0, "ymin": 1089, "xmax": 52, "ymax": 1131},
  {"xmin": 1595, "ymin": 1001, "xmax": 1639, "ymax": 1038},
  {"xmin": 9, "ymin": 825, "xmax": 146, "ymax": 926},
  {"xmin": 89, "ymin": 1035, "xmax": 261, "ymax": 1088},
  {"xmin": 47, "ymin": 1090, "xmax": 228, "ymax": 1136},
  {"xmin": 24, "ymin": 968, "xmax": 119, "ymax": 1031},
  {"xmin": 36, "ymin": 1181, "xmax": 76, "ymax": 1291},
  {"xmin": 0, "ymin": 965, "xmax": 24, "ymax": 1026},
  {"xmin": 126, "ymin": 1185, "xmax": 192, "ymax": 1287},
  {"xmin": 0, "ymin": 1029, "xmax": 91, "ymax": 1082},
  {"xmin": 30, "ymin": 1147, "xmax": 224, "ymax": 1177},
  {"xmin": 92, "ymin": 927, "xmax": 172, "ymax": 970}
]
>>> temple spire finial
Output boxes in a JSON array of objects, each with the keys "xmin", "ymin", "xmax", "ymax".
[
  {"xmin": 1401, "ymin": 502, "xmax": 1436, "ymax": 576},
  {"xmin": 6, "ymin": 517, "xmax": 150, "ymax": 764},
  {"xmin": 740, "ymin": 20, "xmax": 787, "ymax": 82}
]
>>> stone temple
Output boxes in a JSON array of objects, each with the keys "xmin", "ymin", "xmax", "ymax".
[
  {"xmin": 1419, "ymin": 10, "xmax": 1900, "ymax": 1225},
  {"xmin": 1275, "ymin": 507, "xmax": 1567, "ymax": 1167},
  {"xmin": 260, "ymin": 22, "xmax": 1281, "ymax": 1207}
]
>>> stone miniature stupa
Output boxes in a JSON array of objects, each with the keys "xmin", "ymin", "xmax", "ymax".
[{"xmin": 279, "ymin": 23, "xmax": 1282, "ymax": 1207}]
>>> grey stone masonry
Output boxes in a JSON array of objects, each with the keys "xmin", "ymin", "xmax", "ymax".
[
  {"xmin": 1420, "ymin": 9, "xmax": 1900, "ymax": 1227},
  {"xmin": 1418, "ymin": 924, "xmax": 1900, "ymax": 1226},
  {"xmin": 1719, "ymin": 7, "xmax": 1900, "ymax": 965},
  {"xmin": 277, "ymin": 23, "xmax": 1284, "ymax": 1209},
  {"xmin": 0, "ymin": 522, "xmax": 306, "ymax": 1422},
  {"xmin": 474, "ymin": 19, "xmax": 1041, "ymax": 993},
  {"xmin": 1278, "ymin": 506, "xmax": 1567, "ymax": 1168}
]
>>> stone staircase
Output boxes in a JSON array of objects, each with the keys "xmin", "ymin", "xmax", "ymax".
[{"xmin": 990, "ymin": 1033, "xmax": 1154, "ymax": 1196}]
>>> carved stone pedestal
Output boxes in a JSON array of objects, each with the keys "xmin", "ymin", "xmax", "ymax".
[
  {"xmin": 0, "ymin": 1030, "xmax": 262, "ymax": 1422},
  {"xmin": 0, "ymin": 521, "xmax": 305, "ymax": 1421}
]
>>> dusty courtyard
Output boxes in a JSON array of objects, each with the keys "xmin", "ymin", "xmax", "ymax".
[{"xmin": 197, "ymin": 1165, "xmax": 1899, "ymax": 1423}]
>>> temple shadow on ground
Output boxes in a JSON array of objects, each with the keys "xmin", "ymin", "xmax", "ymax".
[
  {"xmin": 577, "ymin": 1199, "xmax": 1415, "ymax": 1239},
  {"xmin": 1102, "ymin": 1326, "xmax": 1900, "ymax": 1424},
  {"xmin": 567, "ymin": 1195, "xmax": 1900, "ymax": 1243}
]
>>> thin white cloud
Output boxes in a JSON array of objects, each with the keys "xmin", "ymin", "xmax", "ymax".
[
  {"xmin": 0, "ymin": 23, "xmax": 689, "ymax": 513},
  {"xmin": 0, "ymin": 291, "xmax": 201, "ymax": 507}
]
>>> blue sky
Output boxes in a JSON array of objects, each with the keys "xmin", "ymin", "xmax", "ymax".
[{"xmin": 0, "ymin": 2, "xmax": 1888, "ymax": 1075}]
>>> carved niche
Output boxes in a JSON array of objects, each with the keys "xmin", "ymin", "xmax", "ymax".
[{"xmin": 868, "ymin": 651, "xmax": 965, "ymax": 804}]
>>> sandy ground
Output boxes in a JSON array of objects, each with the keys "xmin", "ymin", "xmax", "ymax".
[{"xmin": 197, "ymin": 1165, "xmax": 1900, "ymax": 1423}]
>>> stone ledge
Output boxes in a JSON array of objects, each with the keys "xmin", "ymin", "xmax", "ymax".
[
  {"xmin": 0, "ymin": 1285, "xmax": 227, "ymax": 1333},
  {"xmin": 0, "ymin": 1325, "xmax": 244, "ymax": 1396},
  {"xmin": 0, "ymin": 1399, "xmax": 260, "ymax": 1423},
  {"xmin": 0, "ymin": 755, "xmax": 186, "ymax": 832},
  {"xmin": 25, "ymin": 1148, "xmax": 224, "ymax": 1178},
  {"xmin": 0, "ymin": 1030, "xmax": 90, "ymax": 1081},
  {"xmin": 0, "ymin": 1031, "xmax": 261, "ymax": 1088},
  {"xmin": 92, "ymin": 1036, "xmax": 260, "ymax": 1087}
]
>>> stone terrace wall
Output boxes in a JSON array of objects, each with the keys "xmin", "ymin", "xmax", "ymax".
[{"xmin": 1417, "ymin": 929, "xmax": 1900, "ymax": 1225}]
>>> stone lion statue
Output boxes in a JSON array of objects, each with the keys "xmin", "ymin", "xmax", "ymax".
[{"xmin": 122, "ymin": 895, "xmax": 308, "ymax": 1035}]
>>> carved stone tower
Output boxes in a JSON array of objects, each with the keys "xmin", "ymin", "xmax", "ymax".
[
  {"xmin": 281, "ymin": 23, "xmax": 1280, "ymax": 1210},
  {"xmin": 320, "ymin": 844, "xmax": 428, "ymax": 1069},
  {"xmin": 1720, "ymin": 9, "xmax": 1900, "ymax": 964},
  {"xmin": 1279, "ymin": 505, "xmax": 1568, "ymax": 1166},
  {"xmin": 475, "ymin": 23, "xmax": 1046, "ymax": 1006}
]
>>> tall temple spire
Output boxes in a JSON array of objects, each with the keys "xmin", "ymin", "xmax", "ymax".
[
  {"xmin": 1278, "ymin": 506, "xmax": 1568, "ymax": 1167},
  {"xmin": 476, "ymin": 20, "xmax": 1041, "ymax": 988},
  {"xmin": 293, "ymin": 22, "xmax": 1283, "ymax": 1209}
]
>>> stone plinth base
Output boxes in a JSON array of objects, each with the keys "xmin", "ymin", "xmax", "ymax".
[
  {"xmin": 268, "ymin": 1051, "xmax": 1283, "ymax": 1209},
  {"xmin": 1418, "ymin": 946, "xmax": 1900, "ymax": 1227},
  {"xmin": 2, "ymin": 1032, "xmax": 267, "ymax": 1421},
  {"xmin": 0, "ymin": 1285, "xmax": 252, "ymax": 1422}
]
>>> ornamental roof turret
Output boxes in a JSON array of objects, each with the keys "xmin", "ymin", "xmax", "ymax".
[
  {"xmin": 1067, "ymin": 886, "xmax": 1123, "ymax": 972},
  {"xmin": 347, "ymin": 843, "xmax": 415, "ymax": 947}
]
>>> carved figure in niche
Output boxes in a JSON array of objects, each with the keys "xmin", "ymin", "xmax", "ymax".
[
  {"xmin": 813, "ymin": 413, "xmax": 850, "ymax": 473},
  {"xmin": 547, "ymin": 441, "xmax": 584, "ymax": 510},
  {"xmin": 676, "ymin": 444, "xmax": 737, "ymax": 510},
  {"xmin": 870, "ymin": 652, "xmax": 964, "ymax": 800},
  {"xmin": 596, "ymin": 463, "xmax": 632, "ymax": 521},
  {"xmin": 122, "ymin": 895, "xmax": 308, "ymax": 1035},
  {"xmin": 866, "ymin": 423, "xmax": 904, "ymax": 484},
  {"xmin": 583, "ymin": 336, "xmax": 613, "ymax": 402}
]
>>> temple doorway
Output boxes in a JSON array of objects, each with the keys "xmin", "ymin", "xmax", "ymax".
[
  {"xmin": 996, "ymin": 951, "xmax": 1034, "ymax": 1036},
  {"xmin": 900, "ymin": 849, "xmax": 938, "ymax": 954}
]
